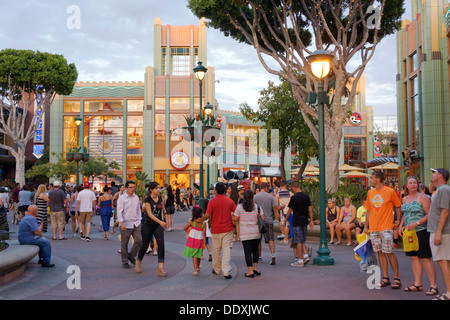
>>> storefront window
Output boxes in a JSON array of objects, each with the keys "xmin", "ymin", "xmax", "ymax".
[
  {"xmin": 170, "ymin": 97, "xmax": 190, "ymax": 111},
  {"xmin": 126, "ymin": 115, "xmax": 143, "ymax": 173},
  {"xmin": 85, "ymin": 101, "xmax": 123, "ymax": 113},
  {"xmin": 63, "ymin": 101, "xmax": 80, "ymax": 113},
  {"xmin": 128, "ymin": 100, "xmax": 144, "ymax": 112},
  {"xmin": 63, "ymin": 116, "xmax": 79, "ymax": 153},
  {"xmin": 155, "ymin": 97, "xmax": 165, "ymax": 111},
  {"xmin": 155, "ymin": 172, "xmax": 167, "ymax": 187},
  {"xmin": 155, "ymin": 114, "xmax": 166, "ymax": 157},
  {"xmin": 344, "ymin": 137, "xmax": 366, "ymax": 163},
  {"xmin": 83, "ymin": 115, "xmax": 123, "ymax": 166}
]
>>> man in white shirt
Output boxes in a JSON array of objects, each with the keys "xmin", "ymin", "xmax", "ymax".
[
  {"xmin": 75, "ymin": 181, "xmax": 97, "ymax": 242},
  {"xmin": 117, "ymin": 181, "xmax": 143, "ymax": 269}
]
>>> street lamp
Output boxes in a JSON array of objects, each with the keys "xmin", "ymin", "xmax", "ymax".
[
  {"xmin": 194, "ymin": 61, "xmax": 208, "ymax": 207},
  {"xmin": 306, "ymin": 49, "xmax": 335, "ymax": 266},
  {"xmin": 66, "ymin": 115, "xmax": 89, "ymax": 186}
]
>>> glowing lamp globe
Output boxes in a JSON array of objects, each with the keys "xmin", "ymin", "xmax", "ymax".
[{"xmin": 306, "ymin": 50, "xmax": 334, "ymax": 79}]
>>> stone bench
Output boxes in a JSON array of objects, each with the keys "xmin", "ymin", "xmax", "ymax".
[{"xmin": 0, "ymin": 240, "xmax": 39, "ymax": 285}]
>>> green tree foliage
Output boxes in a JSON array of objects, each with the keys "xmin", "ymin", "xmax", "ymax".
[
  {"xmin": 0, "ymin": 49, "xmax": 77, "ymax": 185},
  {"xmin": 25, "ymin": 152, "xmax": 76, "ymax": 182},
  {"xmin": 188, "ymin": 0, "xmax": 404, "ymax": 192},
  {"xmin": 79, "ymin": 157, "xmax": 121, "ymax": 185}
]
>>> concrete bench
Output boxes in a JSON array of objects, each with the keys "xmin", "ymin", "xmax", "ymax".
[{"xmin": 0, "ymin": 240, "xmax": 39, "ymax": 285}]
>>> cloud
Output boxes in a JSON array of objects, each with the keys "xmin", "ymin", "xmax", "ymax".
[{"xmin": 0, "ymin": 0, "xmax": 404, "ymax": 123}]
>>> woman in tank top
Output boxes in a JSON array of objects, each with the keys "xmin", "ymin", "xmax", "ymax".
[
  {"xmin": 336, "ymin": 197, "xmax": 356, "ymax": 245},
  {"xmin": 400, "ymin": 176, "xmax": 437, "ymax": 295},
  {"xmin": 326, "ymin": 198, "xmax": 340, "ymax": 244}
]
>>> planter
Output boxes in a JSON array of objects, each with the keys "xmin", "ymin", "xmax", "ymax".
[
  {"xmin": 73, "ymin": 152, "xmax": 83, "ymax": 162},
  {"xmin": 66, "ymin": 152, "xmax": 74, "ymax": 162},
  {"xmin": 82, "ymin": 153, "xmax": 90, "ymax": 162},
  {"xmin": 182, "ymin": 126, "xmax": 195, "ymax": 141}
]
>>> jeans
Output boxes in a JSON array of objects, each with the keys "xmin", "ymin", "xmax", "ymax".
[
  {"xmin": 20, "ymin": 236, "xmax": 52, "ymax": 265},
  {"xmin": 138, "ymin": 221, "xmax": 165, "ymax": 263}
]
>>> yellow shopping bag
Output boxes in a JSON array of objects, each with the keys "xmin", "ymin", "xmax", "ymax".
[
  {"xmin": 402, "ymin": 228, "xmax": 419, "ymax": 252},
  {"xmin": 354, "ymin": 233, "xmax": 368, "ymax": 262}
]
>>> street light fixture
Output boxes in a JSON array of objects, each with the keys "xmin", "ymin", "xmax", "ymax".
[
  {"xmin": 194, "ymin": 61, "xmax": 208, "ymax": 207},
  {"xmin": 75, "ymin": 115, "xmax": 83, "ymax": 127},
  {"xmin": 306, "ymin": 49, "xmax": 335, "ymax": 266},
  {"xmin": 204, "ymin": 101, "xmax": 212, "ymax": 116}
]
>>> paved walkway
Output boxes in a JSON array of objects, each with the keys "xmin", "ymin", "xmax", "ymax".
[{"xmin": 0, "ymin": 210, "xmax": 445, "ymax": 301}]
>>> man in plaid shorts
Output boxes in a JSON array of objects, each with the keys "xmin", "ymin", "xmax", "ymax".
[{"xmin": 364, "ymin": 171, "xmax": 402, "ymax": 289}]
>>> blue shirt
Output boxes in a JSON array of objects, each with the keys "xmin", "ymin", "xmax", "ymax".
[{"xmin": 18, "ymin": 214, "xmax": 39, "ymax": 244}]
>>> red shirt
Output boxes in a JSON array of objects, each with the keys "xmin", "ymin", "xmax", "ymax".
[{"xmin": 206, "ymin": 195, "xmax": 236, "ymax": 234}]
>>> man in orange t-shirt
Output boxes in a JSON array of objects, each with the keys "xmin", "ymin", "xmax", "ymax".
[{"xmin": 364, "ymin": 171, "xmax": 402, "ymax": 289}]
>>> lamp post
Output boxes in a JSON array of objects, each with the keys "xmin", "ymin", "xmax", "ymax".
[
  {"xmin": 67, "ymin": 115, "xmax": 89, "ymax": 187},
  {"xmin": 194, "ymin": 61, "xmax": 207, "ymax": 208},
  {"xmin": 74, "ymin": 115, "xmax": 83, "ymax": 186},
  {"xmin": 306, "ymin": 50, "xmax": 335, "ymax": 266}
]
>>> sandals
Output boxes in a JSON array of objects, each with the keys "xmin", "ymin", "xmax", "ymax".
[
  {"xmin": 426, "ymin": 287, "xmax": 439, "ymax": 296},
  {"xmin": 377, "ymin": 277, "xmax": 391, "ymax": 288},
  {"xmin": 404, "ymin": 284, "xmax": 423, "ymax": 292},
  {"xmin": 433, "ymin": 294, "xmax": 450, "ymax": 300},
  {"xmin": 391, "ymin": 278, "xmax": 402, "ymax": 289}
]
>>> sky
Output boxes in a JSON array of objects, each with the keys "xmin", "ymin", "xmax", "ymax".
[{"xmin": 0, "ymin": 0, "xmax": 410, "ymax": 131}]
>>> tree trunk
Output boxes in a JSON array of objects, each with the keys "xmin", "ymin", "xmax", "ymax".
[{"xmin": 15, "ymin": 147, "xmax": 26, "ymax": 186}]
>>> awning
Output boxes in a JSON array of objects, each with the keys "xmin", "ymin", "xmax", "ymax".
[{"xmin": 260, "ymin": 167, "xmax": 281, "ymax": 177}]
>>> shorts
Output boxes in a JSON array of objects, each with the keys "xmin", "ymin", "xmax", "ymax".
[
  {"xmin": 405, "ymin": 230, "xmax": 432, "ymax": 259},
  {"xmin": 79, "ymin": 211, "xmax": 93, "ymax": 224},
  {"xmin": 263, "ymin": 223, "xmax": 274, "ymax": 243},
  {"xmin": 370, "ymin": 230, "xmax": 394, "ymax": 254},
  {"xmin": 430, "ymin": 233, "xmax": 450, "ymax": 261},
  {"xmin": 165, "ymin": 205, "xmax": 175, "ymax": 215},
  {"xmin": 18, "ymin": 205, "xmax": 29, "ymax": 212},
  {"xmin": 292, "ymin": 225, "xmax": 307, "ymax": 244},
  {"xmin": 50, "ymin": 210, "xmax": 66, "ymax": 230}
]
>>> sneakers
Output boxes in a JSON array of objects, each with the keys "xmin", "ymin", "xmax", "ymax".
[
  {"xmin": 85, "ymin": 236, "xmax": 91, "ymax": 242},
  {"xmin": 270, "ymin": 257, "xmax": 276, "ymax": 265},
  {"xmin": 291, "ymin": 260, "xmax": 305, "ymax": 267},
  {"xmin": 303, "ymin": 255, "xmax": 310, "ymax": 265}
]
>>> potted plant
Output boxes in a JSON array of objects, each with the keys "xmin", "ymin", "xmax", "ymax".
[
  {"xmin": 82, "ymin": 146, "xmax": 89, "ymax": 162},
  {"xmin": 184, "ymin": 115, "xmax": 195, "ymax": 127}
]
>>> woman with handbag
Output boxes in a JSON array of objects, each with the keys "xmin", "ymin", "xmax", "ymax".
[
  {"xmin": 232, "ymin": 189, "xmax": 264, "ymax": 278},
  {"xmin": 135, "ymin": 182, "xmax": 167, "ymax": 276},
  {"xmin": 400, "ymin": 176, "xmax": 438, "ymax": 295}
]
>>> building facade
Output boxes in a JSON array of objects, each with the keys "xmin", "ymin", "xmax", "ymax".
[
  {"xmin": 396, "ymin": 0, "xmax": 450, "ymax": 185},
  {"xmin": 50, "ymin": 18, "xmax": 218, "ymax": 190}
]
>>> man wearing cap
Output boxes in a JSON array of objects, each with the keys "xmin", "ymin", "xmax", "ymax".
[
  {"xmin": 48, "ymin": 181, "xmax": 69, "ymax": 240},
  {"xmin": 428, "ymin": 168, "xmax": 450, "ymax": 300},
  {"xmin": 75, "ymin": 181, "xmax": 97, "ymax": 242}
]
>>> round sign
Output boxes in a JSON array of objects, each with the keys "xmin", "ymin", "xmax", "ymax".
[
  {"xmin": 98, "ymin": 137, "xmax": 114, "ymax": 154},
  {"xmin": 349, "ymin": 112, "xmax": 362, "ymax": 125},
  {"xmin": 170, "ymin": 151, "xmax": 189, "ymax": 170}
]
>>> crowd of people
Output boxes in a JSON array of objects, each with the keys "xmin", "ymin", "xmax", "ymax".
[{"xmin": 4, "ymin": 166, "xmax": 450, "ymax": 300}]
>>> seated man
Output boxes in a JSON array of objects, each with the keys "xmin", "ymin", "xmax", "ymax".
[{"xmin": 18, "ymin": 205, "xmax": 55, "ymax": 268}]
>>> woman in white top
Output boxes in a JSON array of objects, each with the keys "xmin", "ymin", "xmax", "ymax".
[{"xmin": 232, "ymin": 189, "xmax": 265, "ymax": 278}]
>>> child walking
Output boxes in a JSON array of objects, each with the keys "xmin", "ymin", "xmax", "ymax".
[{"xmin": 183, "ymin": 206, "xmax": 207, "ymax": 276}]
